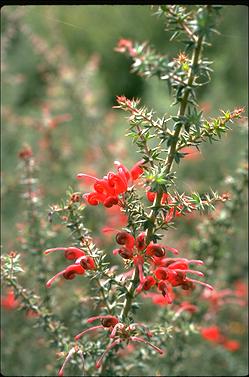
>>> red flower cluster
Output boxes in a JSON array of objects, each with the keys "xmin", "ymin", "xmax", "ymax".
[
  {"xmin": 201, "ymin": 325, "xmax": 240, "ymax": 352},
  {"xmin": 44, "ymin": 247, "xmax": 96, "ymax": 287},
  {"xmin": 73, "ymin": 315, "xmax": 164, "ymax": 371},
  {"xmin": 141, "ymin": 256, "xmax": 212, "ymax": 303},
  {"xmin": 77, "ymin": 160, "xmax": 144, "ymax": 208},
  {"xmin": 108, "ymin": 229, "xmax": 212, "ymax": 303}
]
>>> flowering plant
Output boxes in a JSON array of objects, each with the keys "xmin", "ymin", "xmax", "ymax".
[{"xmin": 1, "ymin": 5, "xmax": 247, "ymax": 376}]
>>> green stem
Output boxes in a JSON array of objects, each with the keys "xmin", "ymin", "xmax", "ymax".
[
  {"xmin": 165, "ymin": 36, "xmax": 203, "ymax": 173},
  {"xmin": 95, "ymin": 278, "xmax": 112, "ymax": 314},
  {"xmin": 146, "ymin": 35, "xmax": 203, "ymax": 244},
  {"xmin": 120, "ymin": 267, "xmax": 139, "ymax": 321},
  {"xmin": 120, "ymin": 36, "xmax": 204, "ymax": 322}
]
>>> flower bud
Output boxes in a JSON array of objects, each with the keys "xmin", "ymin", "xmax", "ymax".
[
  {"xmin": 118, "ymin": 247, "xmax": 134, "ymax": 260},
  {"xmin": 101, "ymin": 316, "xmax": 119, "ymax": 328},
  {"xmin": 116, "ymin": 231, "xmax": 135, "ymax": 250},
  {"xmin": 146, "ymin": 243, "xmax": 165, "ymax": 257},
  {"xmin": 79, "ymin": 255, "xmax": 96, "ymax": 270},
  {"xmin": 63, "ymin": 265, "xmax": 85, "ymax": 280}
]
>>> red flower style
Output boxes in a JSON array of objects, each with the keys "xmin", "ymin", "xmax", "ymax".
[
  {"xmin": 57, "ymin": 345, "xmax": 85, "ymax": 377},
  {"xmin": 1, "ymin": 289, "xmax": 20, "ymax": 310},
  {"xmin": 44, "ymin": 246, "xmax": 96, "ymax": 287},
  {"xmin": 74, "ymin": 315, "xmax": 164, "ymax": 369},
  {"xmin": 77, "ymin": 160, "xmax": 144, "ymax": 208}
]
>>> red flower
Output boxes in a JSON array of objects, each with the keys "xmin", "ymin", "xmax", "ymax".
[
  {"xmin": 44, "ymin": 246, "xmax": 86, "ymax": 260},
  {"xmin": 115, "ymin": 231, "xmax": 135, "ymax": 250},
  {"xmin": 46, "ymin": 264, "xmax": 85, "ymax": 288},
  {"xmin": 146, "ymin": 242, "xmax": 179, "ymax": 257},
  {"xmin": 74, "ymin": 315, "xmax": 119, "ymax": 341},
  {"xmin": 26, "ymin": 309, "xmax": 39, "ymax": 318},
  {"xmin": 75, "ymin": 314, "xmax": 164, "ymax": 369},
  {"xmin": 201, "ymin": 326, "xmax": 240, "ymax": 352},
  {"xmin": 201, "ymin": 326, "xmax": 223, "ymax": 343},
  {"xmin": 135, "ymin": 232, "xmax": 147, "ymax": 251},
  {"xmin": 153, "ymin": 257, "xmax": 212, "ymax": 292},
  {"xmin": 77, "ymin": 160, "xmax": 144, "ymax": 208},
  {"xmin": 223, "ymin": 339, "xmax": 240, "ymax": 352},
  {"xmin": 157, "ymin": 280, "xmax": 174, "ymax": 303},
  {"xmin": 107, "ymin": 228, "xmax": 180, "ymax": 298},
  {"xmin": 146, "ymin": 244, "xmax": 166, "ymax": 258},
  {"xmin": 44, "ymin": 246, "xmax": 96, "ymax": 287},
  {"xmin": 1, "ymin": 289, "xmax": 20, "ymax": 310}
]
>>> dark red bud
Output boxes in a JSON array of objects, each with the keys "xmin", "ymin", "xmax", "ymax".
[
  {"xmin": 79, "ymin": 256, "xmax": 96, "ymax": 270},
  {"xmin": 146, "ymin": 244, "xmax": 165, "ymax": 257},
  {"xmin": 119, "ymin": 247, "xmax": 133, "ymax": 259},
  {"xmin": 115, "ymin": 231, "xmax": 135, "ymax": 250},
  {"xmin": 101, "ymin": 316, "xmax": 119, "ymax": 327},
  {"xmin": 63, "ymin": 265, "xmax": 85, "ymax": 280},
  {"xmin": 116, "ymin": 231, "xmax": 129, "ymax": 245},
  {"xmin": 181, "ymin": 281, "xmax": 195, "ymax": 290}
]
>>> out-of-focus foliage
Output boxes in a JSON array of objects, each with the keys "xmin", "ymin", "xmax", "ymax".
[{"xmin": 1, "ymin": 5, "xmax": 248, "ymax": 376}]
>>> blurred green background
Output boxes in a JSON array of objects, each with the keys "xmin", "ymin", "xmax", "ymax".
[{"xmin": 1, "ymin": 5, "xmax": 248, "ymax": 376}]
